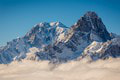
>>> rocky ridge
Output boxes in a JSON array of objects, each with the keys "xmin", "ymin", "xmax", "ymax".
[{"xmin": 0, "ymin": 11, "xmax": 120, "ymax": 64}]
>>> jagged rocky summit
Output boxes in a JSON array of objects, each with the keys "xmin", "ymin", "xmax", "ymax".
[
  {"xmin": 82, "ymin": 38, "xmax": 120, "ymax": 61},
  {"xmin": 0, "ymin": 11, "xmax": 120, "ymax": 64},
  {"xmin": 0, "ymin": 22, "xmax": 68, "ymax": 63}
]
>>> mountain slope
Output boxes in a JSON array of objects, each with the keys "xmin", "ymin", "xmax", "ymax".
[
  {"xmin": 0, "ymin": 22, "xmax": 68, "ymax": 64},
  {"xmin": 82, "ymin": 38, "xmax": 120, "ymax": 61},
  {"xmin": 32, "ymin": 11, "xmax": 112, "ymax": 63},
  {"xmin": 1, "ymin": 11, "xmax": 119, "ymax": 64}
]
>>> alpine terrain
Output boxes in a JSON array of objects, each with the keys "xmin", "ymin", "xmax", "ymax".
[{"xmin": 0, "ymin": 11, "xmax": 120, "ymax": 64}]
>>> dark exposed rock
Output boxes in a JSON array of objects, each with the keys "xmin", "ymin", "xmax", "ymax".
[
  {"xmin": 82, "ymin": 38, "xmax": 120, "ymax": 61},
  {"xmin": 71, "ymin": 11, "xmax": 111, "ymax": 42},
  {"xmin": 53, "ymin": 46, "xmax": 62, "ymax": 53},
  {"xmin": 0, "ymin": 22, "xmax": 68, "ymax": 64},
  {"xmin": 41, "ymin": 11, "xmax": 112, "ymax": 62},
  {"xmin": 0, "ymin": 11, "xmax": 117, "ymax": 64}
]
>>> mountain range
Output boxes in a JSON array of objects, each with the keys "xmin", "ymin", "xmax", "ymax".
[{"xmin": 0, "ymin": 11, "xmax": 120, "ymax": 64}]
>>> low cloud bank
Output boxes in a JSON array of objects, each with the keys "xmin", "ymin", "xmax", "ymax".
[{"xmin": 0, "ymin": 58, "xmax": 120, "ymax": 80}]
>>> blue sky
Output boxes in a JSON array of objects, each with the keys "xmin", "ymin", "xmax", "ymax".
[{"xmin": 0, "ymin": 0, "xmax": 120, "ymax": 46}]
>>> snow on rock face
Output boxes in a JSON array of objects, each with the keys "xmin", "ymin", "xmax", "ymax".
[
  {"xmin": 0, "ymin": 22, "xmax": 68, "ymax": 64},
  {"xmin": 82, "ymin": 38, "xmax": 120, "ymax": 61},
  {"xmin": 0, "ymin": 11, "xmax": 116, "ymax": 64},
  {"xmin": 34, "ymin": 11, "xmax": 112, "ymax": 63},
  {"xmin": 25, "ymin": 47, "xmax": 40, "ymax": 61},
  {"xmin": 0, "ymin": 38, "xmax": 30, "ymax": 64},
  {"xmin": 83, "ymin": 41, "xmax": 103, "ymax": 55},
  {"xmin": 25, "ymin": 22, "xmax": 68, "ymax": 47},
  {"xmin": 72, "ymin": 11, "xmax": 111, "ymax": 42}
]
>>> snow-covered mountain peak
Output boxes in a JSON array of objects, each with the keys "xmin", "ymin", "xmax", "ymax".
[
  {"xmin": 71, "ymin": 11, "xmax": 111, "ymax": 42},
  {"xmin": 38, "ymin": 22, "xmax": 50, "ymax": 27},
  {"xmin": 26, "ymin": 22, "xmax": 67, "ymax": 35},
  {"xmin": 74, "ymin": 11, "xmax": 106, "ymax": 31},
  {"xmin": 50, "ymin": 22, "xmax": 67, "ymax": 28},
  {"xmin": 24, "ymin": 22, "xmax": 68, "ymax": 47},
  {"xmin": 0, "ymin": 12, "xmax": 120, "ymax": 64},
  {"xmin": 30, "ymin": 22, "xmax": 68, "ymax": 33},
  {"xmin": 0, "ymin": 21, "xmax": 69, "ymax": 63}
]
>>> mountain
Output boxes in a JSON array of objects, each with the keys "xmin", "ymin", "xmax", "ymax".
[
  {"xmin": 25, "ymin": 11, "xmax": 112, "ymax": 63},
  {"xmin": 0, "ymin": 11, "xmax": 119, "ymax": 64},
  {"xmin": 82, "ymin": 38, "xmax": 120, "ymax": 61},
  {"xmin": 0, "ymin": 22, "xmax": 68, "ymax": 64}
]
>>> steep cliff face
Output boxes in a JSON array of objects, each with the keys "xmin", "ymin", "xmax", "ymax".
[
  {"xmin": 24, "ymin": 22, "xmax": 68, "ymax": 47},
  {"xmin": 0, "ymin": 22, "xmax": 68, "ymax": 64},
  {"xmin": 82, "ymin": 38, "xmax": 120, "ymax": 61},
  {"xmin": 33, "ymin": 11, "xmax": 112, "ymax": 62},
  {"xmin": 71, "ymin": 11, "xmax": 111, "ymax": 42},
  {"xmin": 1, "ymin": 11, "xmax": 119, "ymax": 64}
]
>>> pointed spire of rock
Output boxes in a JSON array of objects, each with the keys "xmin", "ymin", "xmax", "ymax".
[
  {"xmin": 71, "ymin": 11, "xmax": 111, "ymax": 41},
  {"xmin": 84, "ymin": 11, "xmax": 98, "ymax": 19}
]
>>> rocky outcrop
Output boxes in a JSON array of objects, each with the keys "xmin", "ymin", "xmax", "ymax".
[
  {"xmin": 71, "ymin": 11, "xmax": 111, "ymax": 42},
  {"xmin": 0, "ymin": 22, "xmax": 68, "ymax": 64},
  {"xmin": 34, "ymin": 11, "xmax": 112, "ymax": 62},
  {"xmin": 82, "ymin": 38, "xmax": 120, "ymax": 61},
  {"xmin": 0, "ymin": 11, "xmax": 118, "ymax": 64}
]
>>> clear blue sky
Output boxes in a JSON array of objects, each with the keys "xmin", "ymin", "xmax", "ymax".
[{"xmin": 0, "ymin": 0, "xmax": 120, "ymax": 46}]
